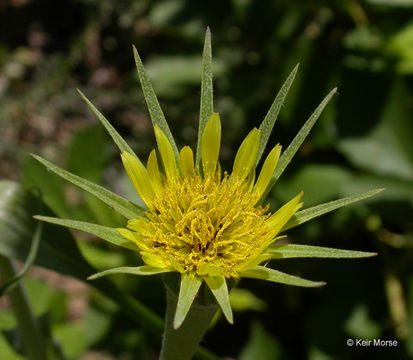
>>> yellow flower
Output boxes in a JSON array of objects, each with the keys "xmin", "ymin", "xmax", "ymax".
[
  {"xmin": 34, "ymin": 31, "xmax": 381, "ymax": 329},
  {"xmin": 118, "ymin": 116, "xmax": 301, "ymax": 282}
]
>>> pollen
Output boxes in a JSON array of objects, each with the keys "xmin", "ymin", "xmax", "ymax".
[{"xmin": 131, "ymin": 173, "xmax": 274, "ymax": 278}]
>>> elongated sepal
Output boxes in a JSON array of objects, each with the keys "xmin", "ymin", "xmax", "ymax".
[
  {"xmin": 133, "ymin": 46, "xmax": 179, "ymax": 160},
  {"xmin": 266, "ymin": 244, "xmax": 377, "ymax": 259},
  {"xmin": 256, "ymin": 64, "xmax": 299, "ymax": 165},
  {"xmin": 88, "ymin": 265, "xmax": 172, "ymax": 280},
  {"xmin": 77, "ymin": 89, "xmax": 137, "ymax": 157},
  {"xmin": 34, "ymin": 215, "xmax": 139, "ymax": 252},
  {"xmin": 204, "ymin": 276, "xmax": 233, "ymax": 324},
  {"xmin": 263, "ymin": 88, "xmax": 337, "ymax": 199},
  {"xmin": 174, "ymin": 274, "xmax": 203, "ymax": 329},
  {"xmin": 283, "ymin": 188, "xmax": 384, "ymax": 231},
  {"xmin": 196, "ymin": 27, "xmax": 213, "ymax": 169},
  {"xmin": 31, "ymin": 154, "xmax": 144, "ymax": 219},
  {"xmin": 240, "ymin": 266, "xmax": 326, "ymax": 287}
]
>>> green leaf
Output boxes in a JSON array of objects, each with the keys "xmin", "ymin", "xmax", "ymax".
[
  {"xmin": 196, "ymin": 27, "xmax": 213, "ymax": 169},
  {"xmin": 31, "ymin": 154, "xmax": 144, "ymax": 219},
  {"xmin": 256, "ymin": 64, "xmax": 299, "ymax": 166},
  {"xmin": 0, "ymin": 215, "xmax": 42, "ymax": 296},
  {"xmin": 34, "ymin": 216, "xmax": 139, "ymax": 252},
  {"xmin": 77, "ymin": 89, "xmax": 137, "ymax": 158},
  {"xmin": 240, "ymin": 266, "xmax": 325, "ymax": 287},
  {"xmin": 174, "ymin": 274, "xmax": 203, "ymax": 329},
  {"xmin": 133, "ymin": 46, "xmax": 179, "ymax": 160},
  {"xmin": 204, "ymin": 276, "xmax": 233, "ymax": 324},
  {"xmin": 262, "ymin": 88, "xmax": 337, "ymax": 199},
  {"xmin": 88, "ymin": 265, "xmax": 172, "ymax": 280},
  {"xmin": 0, "ymin": 181, "xmax": 95, "ymax": 280},
  {"xmin": 282, "ymin": 188, "xmax": 384, "ymax": 231},
  {"xmin": 266, "ymin": 244, "xmax": 377, "ymax": 259}
]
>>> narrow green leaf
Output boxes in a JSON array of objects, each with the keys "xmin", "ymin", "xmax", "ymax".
[
  {"xmin": 174, "ymin": 274, "xmax": 203, "ymax": 329},
  {"xmin": 282, "ymin": 188, "xmax": 384, "ymax": 231},
  {"xmin": 0, "ymin": 215, "xmax": 42, "ymax": 296},
  {"xmin": 133, "ymin": 46, "xmax": 179, "ymax": 160},
  {"xmin": 241, "ymin": 266, "xmax": 325, "ymax": 287},
  {"xmin": 88, "ymin": 265, "xmax": 172, "ymax": 280},
  {"xmin": 31, "ymin": 154, "xmax": 144, "ymax": 219},
  {"xmin": 262, "ymin": 88, "xmax": 337, "ymax": 200},
  {"xmin": 266, "ymin": 244, "xmax": 377, "ymax": 259},
  {"xmin": 34, "ymin": 215, "xmax": 139, "ymax": 252},
  {"xmin": 204, "ymin": 276, "xmax": 233, "ymax": 324},
  {"xmin": 77, "ymin": 89, "xmax": 137, "ymax": 158},
  {"xmin": 256, "ymin": 64, "xmax": 299, "ymax": 166},
  {"xmin": 196, "ymin": 27, "xmax": 213, "ymax": 169}
]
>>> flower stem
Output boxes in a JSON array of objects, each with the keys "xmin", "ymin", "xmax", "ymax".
[
  {"xmin": 0, "ymin": 254, "xmax": 47, "ymax": 360},
  {"xmin": 160, "ymin": 276, "xmax": 219, "ymax": 360}
]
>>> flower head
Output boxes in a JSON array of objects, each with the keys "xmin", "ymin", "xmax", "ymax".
[{"xmin": 34, "ymin": 30, "xmax": 381, "ymax": 329}]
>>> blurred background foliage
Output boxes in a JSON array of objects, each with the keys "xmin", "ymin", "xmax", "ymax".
[{"xmin": 1, "ymin": 0, "xmax": 413, "ymax": 359}]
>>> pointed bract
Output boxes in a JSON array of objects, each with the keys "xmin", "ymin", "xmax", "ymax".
[
  {"xmin": 204, "ymin": 276, "xmax": 233, "ymax": 324},
  {"xmin": 174, "ymin": 275, "xmax": 203, "ymax": 329}
]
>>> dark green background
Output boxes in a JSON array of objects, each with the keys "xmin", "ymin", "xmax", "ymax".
[{"xmin": 1, "ymin": 0, "xmax": 412, "ymax": 359}]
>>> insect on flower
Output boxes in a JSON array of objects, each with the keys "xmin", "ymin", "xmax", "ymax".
[{"xmin": 34, "ymin": 29, "xmax": 382, "ymax": 329}]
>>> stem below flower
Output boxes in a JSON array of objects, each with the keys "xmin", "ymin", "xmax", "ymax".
[{"xmin": 160, "ymin": 275, "xmax": 219, "ymax": 360}]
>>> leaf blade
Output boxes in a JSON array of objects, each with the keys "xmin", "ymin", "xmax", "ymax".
[
  {"xmin": 240, "ymin": 266, "xmax": 325, "ymax": 288},
  {"xmin": 32, "ymin": 154, "xmax": 144, "ymax": 219},
  {"xmin": 282, "ymin": 188, "xmax": 384, "ymax": 231},
  {"xmin": 196, "ymin": 27, "xmax": 213, "ymax": 169},
  {"xmin": 88, "ymin": 265, "xmax": 172, "ymax": 280},
  {"xmin": 34, "ymin": 216, "xmax": 139, "ymax": 252},
  {"xmin": 77, "ymin": 89, "xmax": 137, "ymax": 158},
  {"xmin": 256, "ymin": 64, "xmax": 299, "ymax": 166},
  {"xmin": 262, "ymin": 88, "xmax": 337, "ymax": 200},
  {"xmin": 133, "ymin": 46, "xmax": 179, "ymax": 160},
  {"xmin": 266, "ymin": 244, "xmax": 377, "ymax": 259}
]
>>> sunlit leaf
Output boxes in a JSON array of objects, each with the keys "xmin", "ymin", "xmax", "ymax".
[
  {"xmin": 283, "ymin": 188, "xmax": 384, "ymax": 231},
  {"xmin": 32, "ymin": 154, "xmax": 144, "ymax": 219},
  {"xmin": 34, "ymin": 216, "xmax": 139, "ymax": 252},
  {"xmin": 266, "ymin": 244, "xmax": 376, "ymax": 259},
  {"xmin": 241, "ymin": 266, "xmax": 325, "ymax": 287}
]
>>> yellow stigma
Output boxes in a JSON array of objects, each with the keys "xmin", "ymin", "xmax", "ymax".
[{"xmin": 130, "ymin": 173, "xmax": 274, "ymax": 278}]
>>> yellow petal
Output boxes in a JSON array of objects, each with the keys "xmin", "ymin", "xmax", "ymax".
[
  {"xmin": 253, "ymin": 144, "xmax": 281, "ymax": 200},
  {"xmin": 232, "ymin": 128, "xmax": 261, "ymax": 182},
  {"xmin": 179, "ymin": 146, "xmax": 195, "ymax": 176},
  {"xmin": 127, "ymin": 217, "xmax": 151, "ymax": 234},
  {"xmin": 246, "ymin": 169, "xmax": 256, "ymax": 192},
  {"xmin": 121, "ymin": 151, "xmax": 154, "ymax": 208},
  {"xmin": 201, "ymin": 112, "xmax": 221, "ymax": 177},
  {"xmin": 266, "ymin": 191, "xmax": 304, "ymax": 238},
  {"xmin": 147, "ymin": 149, "xmax": 164, "ymax": 196},
  {"xmin": 117, "ymin": 228, "xmax": 149, "ymax": 251},
  {"xmin": 141, "ymin": 251, "xmax": 169, "ymax": 268},
  {"xmin": 154, "ymin": 125, "xmax": 177, "ymax": 181}
]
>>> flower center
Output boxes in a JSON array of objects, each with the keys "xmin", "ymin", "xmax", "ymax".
[{"xmin": 139, "ymin": 174, "xmax": 273, "ymax": 278}]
